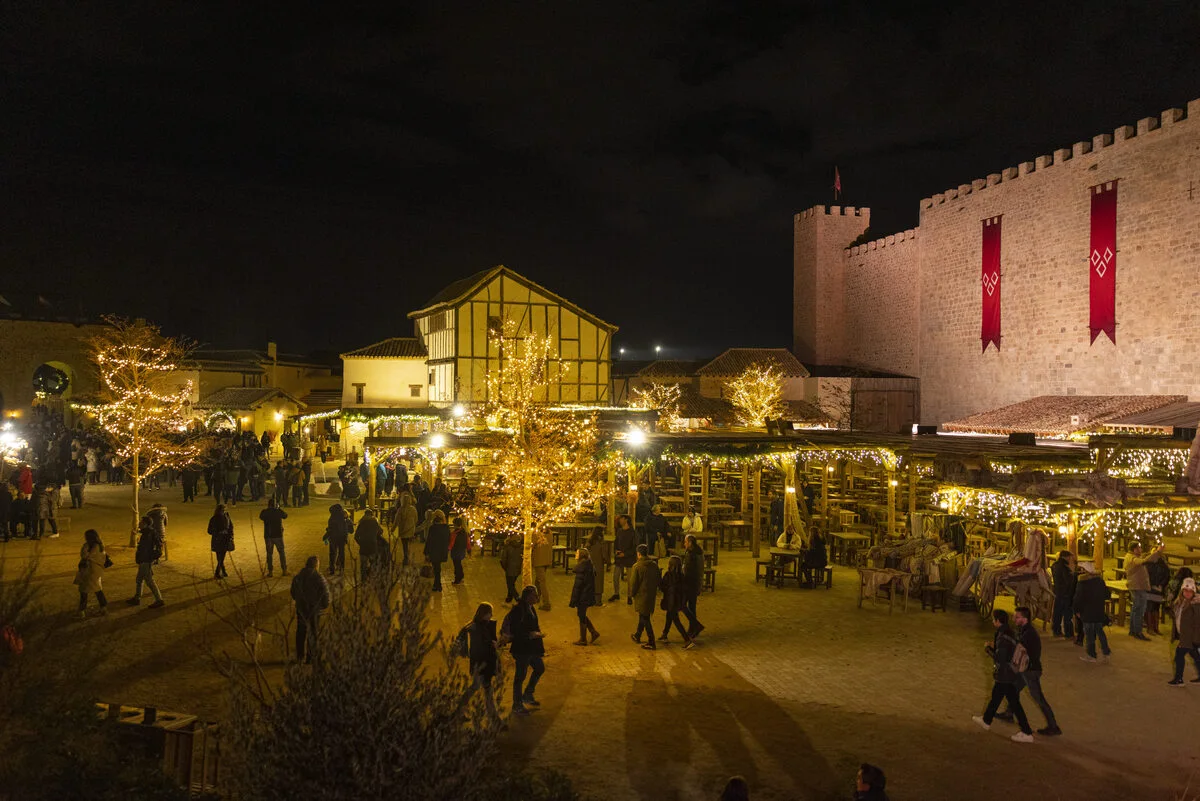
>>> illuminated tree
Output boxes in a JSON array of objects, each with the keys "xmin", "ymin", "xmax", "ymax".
[
  {"xmin": 471, "ymin": 322, "xmax": 600, "ymax": 586},
  {"xmin": 725, "ymin": 364, "xmax": 786, "ymax": 428},
  {"xmin": 87, "ymin": 317, "xmax": 205, "ymax": 545},
  {"xmin": 630, "ymin": 382, "xmax": 683, "ymax": 432}
]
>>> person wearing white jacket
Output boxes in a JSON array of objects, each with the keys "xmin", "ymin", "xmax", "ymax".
[{"xmin": 680, "ymin": 507, "xmax": 703, "ymax": 534}]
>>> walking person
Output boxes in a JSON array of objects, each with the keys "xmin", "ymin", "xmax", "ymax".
[
  {"xmin": 288, "ymin": 461, "xmax": 305, "ymax": 508},
  {"xmin": 67, "ymin": 461, "xmax": 85, "ymax": 509},
  {"xmin": 854, "ymin": 764, "xmax": 890, "ymax": 801},
  {"xmin": 181, "ymin": 463, "xmax": 198, "ymax": 503},
  {"xmin": 1074, "ymin": 561, "xmax": 1112, "ymax": 662},
  {"xmin": 531, "ymin": 533, "xmax": 552, "ymax": 611},
  {"xmin": 36, "ymin": 482, "xmax": 61, "ymax": 539},
  {"xmin": 630, "ymin": 544, "xmax": 661, "ymax": 650},
  {"xmin": 1013, "ymin": 606, "xmax": 1061, "ymax": 735},
  {"xmin": 972, "ymin": 609, "xmax": 1035, "ymax": 742},
  {"xmin": 290, "ymin": 556, "xmax": 330, "ymax": 664},
  {"xmin": 449, "ymin": 516, "xmax": 470, "ymax": 585},
  {"xmin": 658, "ymin": 555, "xmax": 696, "ymax": 649},
  {"xmin": 500, "ymin": 532, "xmax": 523, "ymax": 603},
  {"xmin": 423, "ymin": 510, "xmax": 450, "ymax": 592},
  {"xmin": 273, "ymin": 461, "xmax": 288, "ymax": 505},
  {"xmin": 259, "ymin": 497, "xmax": 289, "ymax": 577},
  {"xmin": 354, "ymin": 509, "xmax": 384, "ymax": 581},
  {"xmin": 222, "ymin": 461, "xmax": 241, "ymax": 506},
  {"xmin": 462, "ymin": 602, "xmax": 500, "ymax": 717},
  {"xmin": 147, "ymin": 502, "xmax": 169, "ymax": 561},
  {"xmin": 126, "ymin": 515, "xmax": 165, "ymax": 608},
  {"xmin": 73, "ymin": 529, "xmax": 109, "ymax": 618},
  {"xmin": 300, "ymin": 457, "xmax": 312, "ymax": 506},
  {"xmin": 1124, "ymin": 540, "xmax": 1166, "ymax": 640},
  {"xmin": 1050, "ymin": 550, "xmax": 1077, "ymax": 638},
  {"xmin": 208, "ymin": 504, "xmax": 235, "ymax": 579},
  {"xmin": 324, "ymin": 503, "xmax": 351, "ymax": 575},
  {"xmin": 569, "ymin": 546, "xmax": 599, "ymax": 646},
  {"xmin": 391, "ymin": 491, "xmax": 417, "ymax": 565},
  {"xmin": 681, "ymin": 533, "xmax": 706, "ymax": 638},
  {"xmin": 586, "ymin": 526, "xmax": 608, "ymax": 607},
  {"xmin": 1167, "ymin": 577, "xmax": 1200, "ymax": 686},
  {"xmin": 611, "ymin": 514, "xmax": 637, "ymax": 603},
  {"xmin": 503, "ymin": 585, "xmax": 546, "ymax": 716}
]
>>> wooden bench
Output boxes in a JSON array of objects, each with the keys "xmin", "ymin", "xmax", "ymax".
[
  {"xmin": 754, "ymin": 558, "xmax": 773, "ymax": 583},
  {"xmin": 702, "ymin": 567, "xmax": 716, "ymax": 592},
  {"xmin": 819, "ymin": 565, "xmax": 833, "ymax": 589},
  {"xmin": 921, "ymin": 584, "xmax": 947, "ymax": 612}
]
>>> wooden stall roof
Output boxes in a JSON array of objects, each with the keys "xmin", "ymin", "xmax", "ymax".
[{"xmin": 1100, "ymin": 401, "xmax": 1200, "ymax": 436}]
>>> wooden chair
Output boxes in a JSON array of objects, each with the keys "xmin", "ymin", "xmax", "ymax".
[
  {"xmin": 702, "ymin": 567, "xmax": 716, "ymax": 592},
  {"xmin": 754, "ymin": 558, "xmax": 773, "ymax": 583},
  {"xmin": 921, "ymin": 584, "xmax": 947, "ymax": 612},
  {"xmin": 551, "ymin": 545, "xmax": 567, "ymax": 568}
]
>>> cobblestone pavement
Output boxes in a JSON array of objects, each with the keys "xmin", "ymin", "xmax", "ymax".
[{"xmin": 4, "ymin": 484, "xmax": 1198, "ymax": 800}]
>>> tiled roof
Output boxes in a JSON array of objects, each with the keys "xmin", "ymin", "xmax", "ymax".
[
  {"xmin": 696, "ymin": 348, "xmax": 809, "ymax": 378},
  {"xmin": 677, "ymin": 386, "xmax": 734, "ymax": 422},
  {"xmin": 300, "ymin": 389, "xmax": 343, "ymax": 409},
  {"xmin": 784, "ymin": 400, "xmax": 832, "ymax": 424},
  {"xmin": 637, "ymin": 360, "xmax": 705, "ymax": 379},
  {"xmin": 1101, "ymin": 401, "xmax": 1200, "ymax": 434},
  {"xmin": 943, "ymin": 395, "xmax": 1187, "ymax": 437},
  {"xmin": 417, "ymin": 268, "xmax": 498, "ymax": 311},
  {"xmin": 341, "ymin": 337, "xmax": 428, "ymax": 359},
  {"xmin": 193, "ymin": 387, "xmax": 305, "ymax": 411}
]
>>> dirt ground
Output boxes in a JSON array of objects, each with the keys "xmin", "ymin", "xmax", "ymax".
[{"xmin": 4, "ymin": 483, "xmax": 1198, "ymax": 801}]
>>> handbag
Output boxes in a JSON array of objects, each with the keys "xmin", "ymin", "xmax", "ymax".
[
  {"xmin": 103, "ymin": 554, "xmax": 113, "ymax": 569},
  {"xmin": 419, "ymin": 564, "xmax": 433, "ymax": 579}
]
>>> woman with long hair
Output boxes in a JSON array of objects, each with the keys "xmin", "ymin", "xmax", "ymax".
[
  {"xmin": 569, "ymin": 547, "xmax": 599, "ymax": 646},
  {"xmin": 464, "ymin": 602, "xmax": 499, "ymax": 716},
  {"xmin": 208, "ymin": 503, "xmax": 235, "ymax": 579},
  {"xmin": 659, "ymin": 555, "xmax": 695, "ymax": 649},
  {"xmin": 586, "ymin": 526, "xmax": 608, "ymax": 607},
  {"xmin": 73, "ymin": 528, "xmax": 108, "ymax": 617}
]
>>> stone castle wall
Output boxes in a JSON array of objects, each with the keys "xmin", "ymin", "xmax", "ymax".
[
  {"xmin": 0, "ymin": 320, "xmax": 102, "ymax": 416},
  {"xmin": 795, "ymin": 98, "xmax": 1200, "ymax": 425}
]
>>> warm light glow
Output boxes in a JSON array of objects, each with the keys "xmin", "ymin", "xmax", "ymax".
[
  {"xmin": 429, "ymin": 433, "xmax": 446, "ymax": 449},
  {"xmin": 889, "ymin": 479, "xmax": 898, "ymax": 487},
  {"xmin": 629, "ymin": 484, "xmax": 638, "ymax": 492},
  {"xmin": 452, "ymin": 404, "xmax": 466, "ymax": 418},
  {"xmin": 305, "ymin": 426, "xmax": 312, "ymax": 434},
  {"xmin": 1058, "ymin": 524, "xmax": 1069, "ymax": 535},
  {"xmin": 827, "ymin": 465, "xmax": 835, "ymax": 473},
  {"xmin": 654, "ymin": 345, "xmax": 662, "ymax": 353},
  {"xmin": 725, "ymin": 363, "xmax": 786, "ymax": 428},
  {"xmin": 630, "ymin": 383, "xmax": 682, "ymax": 432},
  {"xmin": 273, "ymin": 410, "xmax": 283, "ymax": 422},
  {"xmin": 626, "ymin": 428, "xmax": 647, "ymax": 446},
  {"xmin": 785, "ymin": 486, "xmax": 796, "ymax": 494}
]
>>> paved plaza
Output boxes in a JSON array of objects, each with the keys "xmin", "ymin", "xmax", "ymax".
[{"xmin": 4, "ymin": 483, "xmax": 1198, "ymax": 800}]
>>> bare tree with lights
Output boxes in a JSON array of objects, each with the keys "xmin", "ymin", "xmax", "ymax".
[
  {"xmin": 725, "ymin": 364, "xmax": 787, "ymax": 428},
  {"xmin": 471, "ymin": 321, "xmax": 600, "ymax": 587},
  {"xmin": 630, "ymin": 382, "xmax": 683, "ymax": 432},
  {"xmin": 87, "ymin": 317, "xmax": 204, "ymax": 546}
]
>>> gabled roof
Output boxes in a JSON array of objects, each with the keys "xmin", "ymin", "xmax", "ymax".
[
  {"xmin": 943, "ymin": 395, "xmax": 1187, "ymax": 437},
  {"xmin": 697, "ymin": 348, "xmax": 808, "ymax": 378},
  {"xmin": 637, "ymin": 360, "xmax": 705, "ymax": 380},
  {"xmin": 673, "ymin": 387, "xmax": 829, "ymax": 426},
  {"xmin": 407, "ymin": 265, "xmax": 618, "ymax": 333},
  {"xmin": 300, "ymin": 389, "xmax": 343, "ymax": 409},
  {"xmin": 193, "ymin": 387, "xmax": 306, "ymax": 412},
  {"xmin": 1100, "ymin": 400, "xmax": 1200, "ymax": 435},
  {"xmin": 341, "ymin": 337, "xmax": 428, "ymax": 360},
  {"xmin": 191, "ymin": 348, "xmax": 335, "ymax": 370}
]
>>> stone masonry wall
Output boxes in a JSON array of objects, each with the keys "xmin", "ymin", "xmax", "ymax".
[
  {"xmin": 793, "ymin": 205, "xmax": 870, "ymax": 364},
  {"xmin": 0, "ymin": 320, "xmax": 102, "ymax": 414},
  {"xmin": 843, "ymin": 231, "xmax": 921, "ymax": 377}
]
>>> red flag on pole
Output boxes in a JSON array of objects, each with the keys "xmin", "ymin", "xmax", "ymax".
[
  {"xmin": 833, "ymin": 167, "xmax": 841, "ymax": 199},
  {"xmin": 981, "ymin": 216, "xmax": 1002, "ymax": 352},
  {"xmin": 1089, "ymin": 181, "xmax": 1118, "ymax": 345}
]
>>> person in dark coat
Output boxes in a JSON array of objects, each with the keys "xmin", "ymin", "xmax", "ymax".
[
  {"xmin": 354, "ymin": 509, "xmax": 383, "ymax": 580},
  {"xmin": 499, "ymin": 533, "xmax": 523, "ymax": 603},
  {"xmin": 644, "ymin": 504, "xmax": 669, "ymax": 554},
  {"xmin": 630, "ymin": 544, "xmax": 661, "ymax": 650},
  {"xmin": 449, "ymin": 516, "xmax": 470, "ymax": 585},
  {"xmin": 569, "ymin": 547, "xmax": 599, "ymax": 646},
  {"xmin": 290, "ymin": 555, "xmax": 330, "ymax": 664},
  {"xmin": 502, "ymin": 585, "xmax": 545, "ymax": 716},
  {"xmin": 854, "ymin": 764, "xmax": 889, "ymax": 801},
  {"xmin": 423, "ymin": 509, "xmax": 451, "ymax": 592},
  {"xmin": 324, "ymin": 503, "xmax": 351, "ymax": 575},
  {"xmin": 0, "ymin": 483, "xmax": 11, "ymax": 543},
  {"xmin": 658, "ymin": 555, "xmax": 695, "ymax": 648},
  {"xmin": 1050, "ymin": 550, "xmax": 1077, "ymax": 638},
  {"xmin": 207, "ymin": 504, "xmax": 235, "ymax": 579},
  {"xmin": 259, "ymin": 497, "xmax": 288, "ymax": 577},
  {"xmin": 611, "ymin": 515, "xmax": 638, "ymax": 603},
  {"xmin": 463, "ymin": 602, "xmax": 499, "ymax": 717},
  {"xmin": 1013, "ymin": 605, "xmax": 1061, "ymax": 736},
  {"xmin": 681, "ymin": 534, "xmax": 706, "ymax": 638},
  {"xmin": 126, "ymin": 514, "xmax": 165, "ymax": 608},
  {"xmin": 972, "ymin": 609, "xmax": 1034, "ymax": 741},
  {"xmin": 802, "ymin": 530, "xmax": 827, "ymax": 587},
  {"xmin": 181, "ymin": 464, "xmax": 199, "ymax": 503},
  {"xmin": 1073, "ymin": 562, "xmax": 1112, "ymax": 661}
]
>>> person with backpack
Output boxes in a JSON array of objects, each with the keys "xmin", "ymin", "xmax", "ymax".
[
  {"xmin": 290, "ymin": 556, "xmax": 330, "ymax": 664},
  {"xmin": 460, "ymin": 602, "xmax": 499, "ymax": 717},
  {"xmin": 658, "ymin": 554, "xmax": 695, "ymax": 649},
  {"xmin": 611, "ymin": 514, "xmax": 638, "ymax": 603},
  {"xmin": 147, "ymin": 502, "xmax": 169, "ymax": 561},
  {"xmin": 324, "ymin": 503, "xmax": 351, "ymax": 575},
  {"xmin": 74, "ymin": 528, "xmax": 110, "ymax": 618},
  {"xmin": 36, "ymin": 482, "xmax": 61, "ymax": 539},
  {"xmin": 390, "ymin": 492, "xmax": 417, "ymax": 566},
  {"xmin": 1013, "ymin": 605, "xmax": 1061, "ymax": 735},
  {"xmin": 1146, "ymin": 553, "xmax": 1171, "ymax": 636},
  {"xmin": 503, "ymin": 586, "xmax": 546, "ymax": 716},
  {"xmin": 1074, "ymin": 561, "xmax": 1112, "ymax": 662},
  {"xmin": 354, "ymin": 509, "xmax": 384, "ymax": 580},
  {"xmin": 569, "ymin": 546, "xmax": 599, "ymax": 646},
  {"xmin": 126, "ymin": 515, "xmax": 166, "ymax": 608},
  {"xmin": 424, "ymin": 510, "xmax": 450, "ymax": 592},
  {"xmin": 972, "ymin": 609, "xmax": 1034, "ymax": 742}
]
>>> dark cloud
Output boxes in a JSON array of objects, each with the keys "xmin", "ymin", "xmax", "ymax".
[{"xmin": 2, "ymin": 1, "xmax": 1198, "ymax": 356}]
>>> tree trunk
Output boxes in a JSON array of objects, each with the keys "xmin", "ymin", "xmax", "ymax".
[
  {"xmin": 522, "ymin": 504, "xmax": 534, "ymax": 589},
  {"xmin": 129, "ymin": 450, "xmax": 140, "ymax": 547}
]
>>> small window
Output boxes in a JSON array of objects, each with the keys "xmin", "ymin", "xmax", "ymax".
[
  {"xmin": 429, "ymin": 370, "xmax": 435, "ymax": 385},
  {"xmin": 354, "ymin": 384, "xmax": 365, "ymax": 404},
  {"xmin": 409, "ymin": 384, "xmax": 422, "ymax": 398},
  {"xmin": 487, "ymin": 315, "xmax": 502, "ymax": 335}
]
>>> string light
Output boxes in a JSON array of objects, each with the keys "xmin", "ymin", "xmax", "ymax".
[
  {"xmin": 724, "ymin": 364, "xmax": 786, "ymax": 428},
  {"xmin": 629, "ymin": 383, "xmax": 683, "ymax": 432}
]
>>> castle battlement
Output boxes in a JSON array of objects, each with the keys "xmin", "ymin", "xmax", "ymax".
[
  {"xmin": 794, "ymin": 204, "xmax": 870, "ymax": 221},
  {"xmin": 919, "ymin": 98, "xmax": 1197, "ymax": 210},
  {"xmin": 847, "ymin": 228, "xmax": 918, "ymax": 257}
]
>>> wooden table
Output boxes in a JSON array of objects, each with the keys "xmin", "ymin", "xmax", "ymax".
[
  {"xmin": 857, "ymin": 567, "xmax": 912, "ymax": 613},
  {"xmin": 830, "ymin": 531, "xmax": 871, "ymax": 565},
  {"xmin": 768, "ymin": 546, "xmax": 806, "ymax": 588},
  {"xmin": 548, "ymin": 522, "xmax": 594, "ymax": 552},
  {"xmin": 1165, "ymin": 550, "xmax": 1200, "ymax": 568},
  {"xmin": 717, "ymin": 520, "xmax": 752, "ymax": 550},
  {"xmin": 694, "ymin": 533, "xmax": 719, "ymax": 565},
  {"xmin": 1106, "ymin": 579, "xmax": 1130, "ymax": 626}
]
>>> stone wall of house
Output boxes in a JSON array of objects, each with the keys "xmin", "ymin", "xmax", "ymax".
[
  {"xmin": 0, "ymin": 320, "xmax": 103, "ymax": 416},
  {"xmin": 795, "ymin": 98, "xmax": 1200, "ymax": 426}
]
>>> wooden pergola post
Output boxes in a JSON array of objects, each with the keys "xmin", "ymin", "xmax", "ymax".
[
  {"xmin": 751, "ymin": 464, "xmax": 762, "ymax": 558},
  {"xmin": 1067, "ymin": 510, "xmax": 1079, "ymax": 560},
  {"xmin": 822, "ymin": 460, "xmax": 830, "ymax": 520},
  {"xmin": 886, "ymin": 467, "xmax": 897, "ymax": 539},
  {"xmin": 907, "ymin": 460, "xmax": 918, "ymax": 518},
  {"xmin": 682, "ymin": 464, "xmax": 692, "ymax": 510},
  {"xmin": 628, "ymin": 463, "xmax": 639, "ymax": 528},
  {"xmin": 740, "ymin": 463, "xmax": 749, "ymax": 517},
  {"xmin": 700, "ymin": 462, "xmax": 710, "ymax": 524},
  {"xmin": 606, "ymin": 466, "xmax": 616, "ymax": 539},
  {"xmin": 1093, "ymin": 515, "xmax": 1105, "ymax": 574}
]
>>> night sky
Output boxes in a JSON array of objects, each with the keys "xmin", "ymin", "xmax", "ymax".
[{"xmin": 4, "ymin": 2, "xmax": 1199, "ymax": 360}]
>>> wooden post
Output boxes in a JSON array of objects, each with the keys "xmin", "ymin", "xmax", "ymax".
[
  {"xmin": 1093, "ymin": 515, "xmax": 1105, "ymax": 574},
  {"xmin": 907, "ymin": 460, "xmax": 917, "ymax": 518},
  {"xmin": 1067, "ymin": 511, "xmax": 1079, "ymax": 560},
  {"xmin": 886, "ymin": 468, "xmax": 897, "ymax": 539},
  {"xmin": 822, "ymin": 460, "xmax": 830, "ymax": 520},
  {"xmin": 740, "ymin": 463, "xmax": 749, "ymax": 516},
  {"xmin": 606, "ymin": 466, "xmax": 616, "ymax": 539},
  {"xmin": 682, "ymin": 463, "xmax": 692, "ymax": 511},
  {"xmin": 367, "ymin": 446, "xmax": 377, "ymax": 508},
  {"xmin": 628, "ymin": 463, "xmax": 639, "ymax": 528},
  {"xmin": 751, "ymin": 465, "xmax": 762, "ymax": 558},
  {"xmin": 700, "ymin": 462, "xmax": 710, "ymax": 524}
]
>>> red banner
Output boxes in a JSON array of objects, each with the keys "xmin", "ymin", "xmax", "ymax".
[
  {"xmin": 981, "ymin": 215, "xmax": 1002, "ymax": 352},
  {"xmin": 1089, "ymin": 181, "xmax": 1118, "ymax": 344}
]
